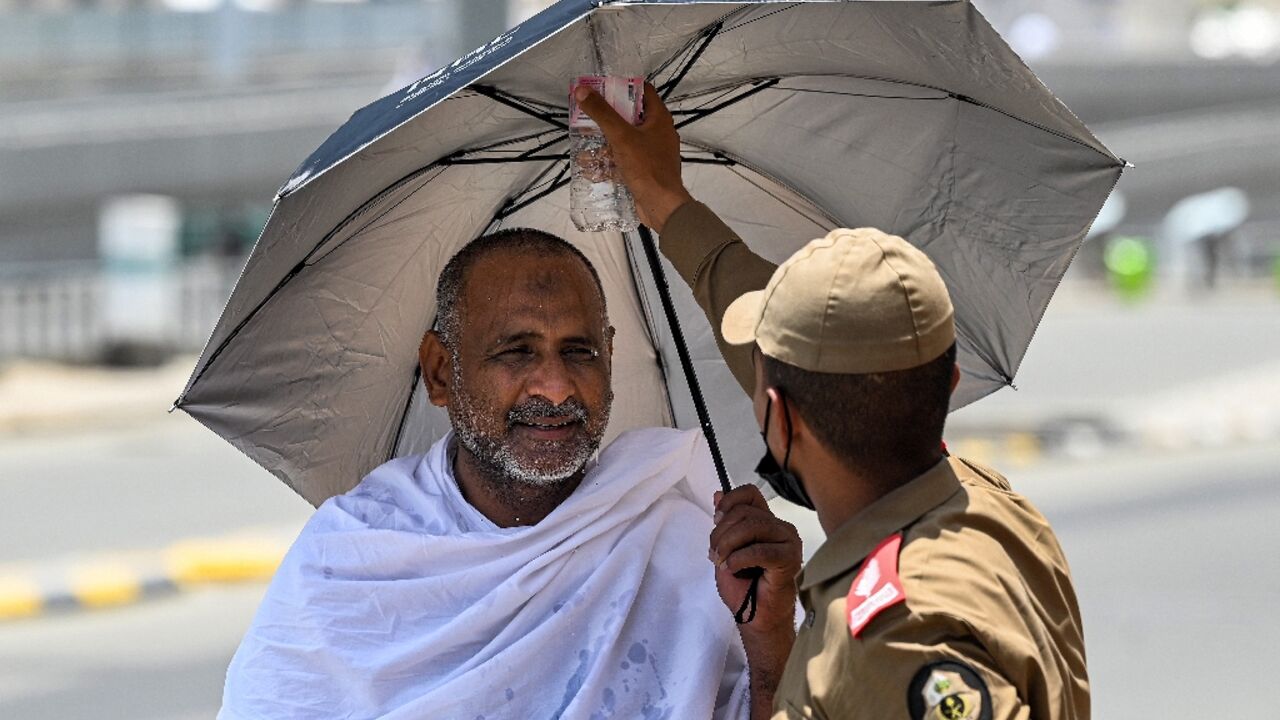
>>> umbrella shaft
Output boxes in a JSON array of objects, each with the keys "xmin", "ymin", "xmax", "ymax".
[{"xmin": 634, "ymin": 225, "xmax": 733, "ymax": 495}]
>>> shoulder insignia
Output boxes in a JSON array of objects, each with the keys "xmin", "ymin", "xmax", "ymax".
[
  {"xmin": 845, "ymin": 532, "xmax": 905, "ymax": 638},
  {"xmin": 907, "ymin": 661, "xmax": 994, "ymax": 720}
]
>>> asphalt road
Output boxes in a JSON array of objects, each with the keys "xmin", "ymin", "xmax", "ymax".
[
  {"xmin": 1026, "ymin": 444, "xmax": 1280, "ymax": 720},
  {"xmin": 0, "ymin": 583, "xmax": 265, "ymax": 720},
  {"xmin": 0, "ymin": 415, "xmax": 311, "ymax": 566},
  {"xmin": 1, "ymin": 419, "xmax": 1276, "ymax": 719},
  {"xmin": 947, "ymin": 290, "xmax": 1280, "ymax": 436}
]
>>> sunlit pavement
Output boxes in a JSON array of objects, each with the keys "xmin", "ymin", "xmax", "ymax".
[
  {"xmin": 0, "ymin": 583, "xmax": 267, "ymax": 720},
  {"xmin": 2, "ymin": 414, "xmax": 1277, "ymax": 717},
  {"xmin": 2, "ymin": 288, "xmax": 1279, "ymax": 717}
]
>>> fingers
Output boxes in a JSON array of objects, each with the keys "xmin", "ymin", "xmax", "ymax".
[
  {"xmin": 710, "ymin": 501, "xmax": 796, "ymax": 557},
  {"xmin": 714, "ymin": 484, "xmax": 770, "ymax": 519},
  {"xmin": 573, "ymin": 86, "xmax": 634, "ymax": 141},
  {"xmin": 638, "ymin": 82, "xmax": 675, "ymax": 129},
  {"xmin": 717, "ymin": 541, "xmax": 798, "ymax": 577},
  {"xmin": 709, "ymin": 500, "xmax": 801, "ymax": 576}
]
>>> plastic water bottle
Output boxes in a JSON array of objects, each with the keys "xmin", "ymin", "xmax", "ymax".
[{"xmin": 568, "ymin": 76, "xmax": 643, "ymax": 233}]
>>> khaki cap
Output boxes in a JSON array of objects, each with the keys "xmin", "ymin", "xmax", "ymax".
[{"xmin": 721, "ymin": 228, "xmax": 955, "ymax": 374}]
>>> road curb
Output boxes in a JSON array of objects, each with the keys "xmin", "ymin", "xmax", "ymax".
[
  {"xmin": 0, "ymin": 357, "xmax": 193, "ymax": 438},
  {"xmin": 949, "ymin": 387, "xmax": 1280, "ymax": 467},
  {"xmin": 0, "ymin": 535, "xmax": 290, "ymax": 622}
]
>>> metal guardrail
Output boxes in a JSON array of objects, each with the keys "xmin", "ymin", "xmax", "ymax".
[{"xmin": 0, "ymin": 258, "xmax": 242, "ymax": 363}]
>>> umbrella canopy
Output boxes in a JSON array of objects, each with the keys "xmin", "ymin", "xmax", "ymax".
[{"xmin": 176, "ymin": 0, "xmax": 1124, "ymax": 506}]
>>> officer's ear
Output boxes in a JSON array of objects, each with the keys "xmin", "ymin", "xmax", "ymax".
[
  {"xmin": 949, "ymin": 363, "xmax": 960, "ymax": 394},
  {"xmin": 779, "ymin": 391, "xmax": 818, "ymax": 450}
]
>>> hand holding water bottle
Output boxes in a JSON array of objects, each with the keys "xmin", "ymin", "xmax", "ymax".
[
  {"xmin": 568, "ymin": 76, "xmax": 643, "ymax": 232},
  {"xmin": 572, "ymin": 82, "xmax": 694, "ymax": 233}
]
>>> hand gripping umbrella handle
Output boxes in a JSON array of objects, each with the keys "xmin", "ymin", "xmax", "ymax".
[{"xmin": 634, "ymin": 225, "xmax": 763, "ymax": 624}]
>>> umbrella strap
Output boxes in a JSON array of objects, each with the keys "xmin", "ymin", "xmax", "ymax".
[
  {"xmin": 734, "ymin": 571, "xmax": 761, "ymax": 625},
  {"xmin": 634, "ymin": 225, "xmax": 732, "ymax": 496}
]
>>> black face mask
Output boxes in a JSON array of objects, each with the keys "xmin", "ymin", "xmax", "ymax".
[{"xmin": 754, "ymin": 393, "xmax": 815, "ymax": 510}]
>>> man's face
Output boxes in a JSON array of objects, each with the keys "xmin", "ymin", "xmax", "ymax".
[{"xmin": 435, "ymin": 249, "xmax": 613, "ymax": 485}]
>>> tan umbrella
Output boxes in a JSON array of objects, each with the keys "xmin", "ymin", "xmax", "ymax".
[{"xmin": 175, "ymin": 0, "xmax": 1124, "ymax": 506}]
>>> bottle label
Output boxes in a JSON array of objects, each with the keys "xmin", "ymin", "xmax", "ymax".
[{"xmin": 569, "ymin": 76, "xmax": 643, "ymax": 130}]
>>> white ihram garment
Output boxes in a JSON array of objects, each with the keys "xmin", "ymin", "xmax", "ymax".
[{"xmin": 219, "ymin": 428, "xmax": 749, "ymax": 719}]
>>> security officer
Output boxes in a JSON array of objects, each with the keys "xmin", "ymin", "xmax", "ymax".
[
  {"xmin": 577, "ymin": 83, "xmax": 1089, "ymax": 720},
  {"xmin": 707, "ymin": 226, "xmax": 1089, "ymax": 720}
]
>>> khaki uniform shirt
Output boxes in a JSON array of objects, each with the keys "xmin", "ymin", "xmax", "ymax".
[
  {"xmin": 775, "ymin": 457, "xmax": 1088, "ymax": 720},
  {"xmin": 661, "ymin": 202, "xmax": 1089, "ymax": 720}
]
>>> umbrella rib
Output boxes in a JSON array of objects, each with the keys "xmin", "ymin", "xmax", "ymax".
[
  {"xmin": 620, "ymin": 233, "xmax": 678, "ymax": 426},
  {"xmin": 778, "ymin": 87, "xmax": 949, "ymax": 102},
  {"xmin": 180, "ymin": 164, "xmax": 449, "ymax": 397},
  {"xmin": 517, "ymin": 132, "xmax": 569, "ymax": 158},
  {"xmin": 951, "ymin": 92, "xmax": 1121, "ymax": 160},
  {"xmin": 621, "ymin": 231, "xmax": 665, "ymax": 359},
  {"xmin": 721, "ymin": 163, "xmax": 833, "ymax": 232},
  {"xmin": 648, "ymin": 3, "xmax": 753, "ymax": 84},
  {"xmin": 681, "ymin": 156, "xmax": 735, "ymax": 165},
  {"xmin": 455, "ymin": 128, "xmax": 561, "ymax": 156},
  {"xmin": 657, "ymin": 21, "xmax": 722, "ymax": 100},
  {"xmin": 678, "ymin": 136, "xmax": 841, "ymax": 229},
  {"xmin": 648, "ymin": 32, "xmax": 700, "ymax": 84},
  {"xmin": 668, "ymin": 73, "xmax": 1115, "ymax": 160},
  {"xmin": 387, "ymin": 364, "xmax": 423, "ymax": 463},
  {"xmin": 954, "ymin": 321, "xmax": 1013, "ymax": 386},
  {"xmin": 469, "ymin": 85, "xmax": 568, "ymax": 131},
  {"xmin": 440, "ymin": 155, "xmax": 568, "ymax": 165},
  {"xmin": 673, "ymin": 78, "xmax": 780, "ymax": 131},
  {"xmin": 668, "ymin": 84, "xmax": 750, "ymax": 115},
  {"xmin": 719, "ymin": 3, "xmax": 800, "ymax": 34},
  {"xmin": 496, "ymin": 172, "xmax": 571, "ymax": 221}
]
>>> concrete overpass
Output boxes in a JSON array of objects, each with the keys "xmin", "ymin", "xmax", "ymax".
[
  {"xmin": 2, "ymin": 18, "xmax": 1278, "ymax": 263},
  {"xmin": 0, "ymin": 0, "xmax": 511, "ymax": 263}
]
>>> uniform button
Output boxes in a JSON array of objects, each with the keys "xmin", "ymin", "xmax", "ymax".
[{"xmin": 805, "ymin": 609, "xmax": 816, "ymax": 627}]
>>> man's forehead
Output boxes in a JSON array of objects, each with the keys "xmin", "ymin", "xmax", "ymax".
[
  {"xmin": 464, "ymin": 248, "xmax": 595, "ymax": 293},
  {"xmin": 459, "ymin": 250, "xmax": 604, "ymax": 336}
]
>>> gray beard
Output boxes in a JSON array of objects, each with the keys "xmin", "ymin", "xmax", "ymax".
[
  {"xmin": 447, "ymin": 364, "xmax": 610, "ymax": 488},
  {"xmin": 452, "ymin": 418, "xmax": 598, "ymax": 487}
]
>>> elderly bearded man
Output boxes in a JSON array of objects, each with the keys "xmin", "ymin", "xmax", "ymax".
[{"xmin": 218, "ymin": 231, "xmax": 752, "ymax": 719}]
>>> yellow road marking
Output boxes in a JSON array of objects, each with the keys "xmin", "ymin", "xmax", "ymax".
[
  {"xmin": 0, "ymin": 576, "xmax": 42, "ymax": 619},
  {"xmin": 70, "ymin": 563, "xmax": 142, "ymax": 608},
  {"xmin": 952, "ymin": 438, "xmax": 995, "ymax": 466},
  {"xmin": 165, "ymin": 540, "xmax": 286, "ymax": 585},
  {"xmin": 1005, "ymin": 432, "xmax": 1043, "ymax": 468}
]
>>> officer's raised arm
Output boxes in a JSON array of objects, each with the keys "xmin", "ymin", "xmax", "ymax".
[
  {"xmin": 574, "ymin": 83, "xmax": 773, "ymax": 396},
  {"xmin": 578, "ymin": 82, "xmax": 803, "ymax": 720}
]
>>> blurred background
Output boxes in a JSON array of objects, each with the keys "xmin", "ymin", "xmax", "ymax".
[{"xmin": 1, "ymin": 0, "xmax": 1277, "ymax": 717}]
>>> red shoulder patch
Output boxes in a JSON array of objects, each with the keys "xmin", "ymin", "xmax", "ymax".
[{"xmin": 846, "ymin": 533, "xmax": 906, "ymax": 638}]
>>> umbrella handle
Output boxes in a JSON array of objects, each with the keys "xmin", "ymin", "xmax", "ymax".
[{"xmin": 634, "ymin": 225, "xmax": 733, "ymax": 495}]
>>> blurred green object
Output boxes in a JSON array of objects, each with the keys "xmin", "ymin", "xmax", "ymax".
[
  {"xmin": 1273, "ymin": 253, "xmax": 1280, "ymax": 292},
  {"xmin": 1103, "ymin": 235, "xmax": 1154, "ymax": 300}
]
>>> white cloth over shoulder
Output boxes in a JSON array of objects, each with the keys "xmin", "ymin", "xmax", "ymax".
[{"xmin": 220, "ymin": 427, "xmax": 749, "ymax": 720}]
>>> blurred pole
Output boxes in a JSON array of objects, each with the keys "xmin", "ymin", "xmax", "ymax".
[
  {"xmin": 213, "ymin": 0, "xmax": 248, "ymax": 85},
  {"xmin": 98, "ymin": 195, "xmax": 182, "ymax": 365}
]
